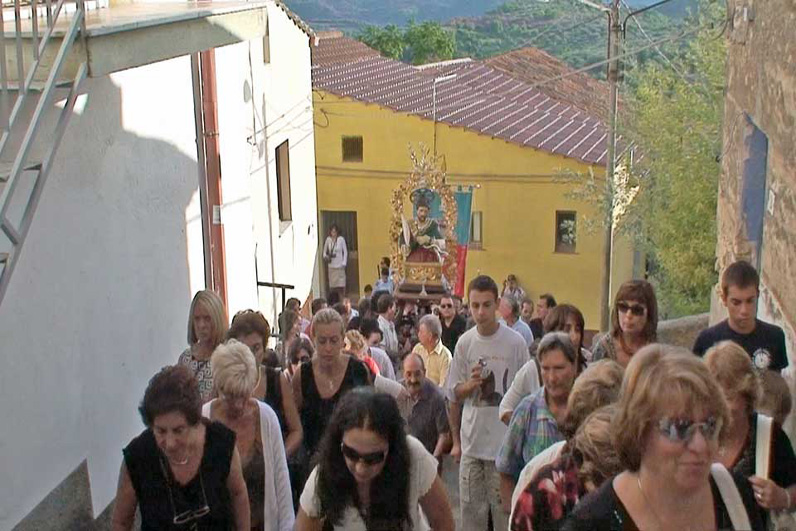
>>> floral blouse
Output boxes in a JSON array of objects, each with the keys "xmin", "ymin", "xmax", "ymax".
[{"xmin": 511, "ymin": 453, "xmax": 585, "ymax": 531}]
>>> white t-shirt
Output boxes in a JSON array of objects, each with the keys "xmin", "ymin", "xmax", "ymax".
[
  {"xmin": 445, "ymin": 324, "xmax": 528, "ymax": 460},
  {"xmin": 499, "ymin": 359, "xmax": 541, "ymax": 420},
  {"xmin": 300, "ymin": 435, "xmax": 437, "ymax": 531}
]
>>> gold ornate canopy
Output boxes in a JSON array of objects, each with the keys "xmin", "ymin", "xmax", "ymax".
[{"xmin": 389, "ymin": 146, "xmax": 458, "ymax": 293}]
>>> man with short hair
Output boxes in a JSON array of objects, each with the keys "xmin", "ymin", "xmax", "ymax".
[
  {"xmin": 694, "ymin": 260, "xmax": 788, "ymax": 371},
  {"xmin": 499, "ymin": 295, "xmax": 534, "ymax": 348},
  {"xmin": 529, "ymin": 293, "xmax": 556, "ymax": 339},
  {"xmin": 310, "ymin": 297, "xmax": 327, "ymax": 316},
  {"xmin": 439, "ymin": 295, "xmax": 467, "ymax": 353},
  {"xmin": 377, "ymin": 294, "xmax": 400, "ymax": 360},
  {"xmin": 402, "ymin": 353, "xmax": 451, "ymax": 465},
  {"xmin": 520, "ymin": 298, "xmax": 535, "ymax": 326},
  {"xmin": 374, "ymin": 267, "xmax": 394, "ymax": 294},
  {"xmin": 445, "ymin": 275, "xmax": 528, "ymax": 531},
  {"xmin": 411, "ymin": 314, "xmax": 453, "ymax": 386},
  {"xmin": 360, "ymin": 318, "xmax": 396, "ymax": 380}
]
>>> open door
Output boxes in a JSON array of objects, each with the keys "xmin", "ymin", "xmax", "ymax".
[{"xmin": 320, "ymin": 211, "xmax": 360, "ymax": 299}]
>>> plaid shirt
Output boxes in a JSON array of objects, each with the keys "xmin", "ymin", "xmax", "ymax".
[{"xmin": 496, "ymin": 387, "xmax": 563, "ymax": 481}]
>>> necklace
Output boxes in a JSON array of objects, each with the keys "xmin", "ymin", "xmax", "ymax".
[{"xmin": 636, "ymin": 474, "xmax": 665, "ymax": 530}]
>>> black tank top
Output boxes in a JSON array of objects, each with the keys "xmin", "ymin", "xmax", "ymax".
[
  {"xmin": 122, "ymin": 420, "xmax": 236, "ymax": 531},
  {"xmin": 263, "ymin": 366, "xmax": 288, "ymax": 441},
  {"xmin": 300, "ymin": 357, "xmax": 371, "ymax": 456}
]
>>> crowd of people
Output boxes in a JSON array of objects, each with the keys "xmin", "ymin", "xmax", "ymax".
[{"xmin": 110, "ymin": 259, "xmax": 796, "ymax": 531}]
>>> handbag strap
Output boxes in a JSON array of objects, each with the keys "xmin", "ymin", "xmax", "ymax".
[
  {"xmin": 711, "ymin": 463, "xmax": 753, "ymax": 530},
  {"xmin": 755, "ymin": 414, "xmax": 774, "ymax": 479}
]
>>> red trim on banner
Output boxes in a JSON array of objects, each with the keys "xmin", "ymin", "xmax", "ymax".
[{"xmin": 455, "ymin": 244, "xmax": 468, "ymax": 297}]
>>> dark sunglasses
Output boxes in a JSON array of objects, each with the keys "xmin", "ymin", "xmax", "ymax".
[
  {"xmin": 658, "ymin": 416, "xmax": 721, "ymax": 444},
  {"xmin": 440, "ymin": 304, "xmax": 453, "ymax": 308},
  {"xmin": 341, "ymin": 443, "xmax": 387, "ymax": 465},
  {"xmin": 616, "ymin": 301, "xmax": 647, "ymax": 317}
]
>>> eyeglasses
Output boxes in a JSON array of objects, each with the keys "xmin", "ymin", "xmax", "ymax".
[
  {"xmin": 658, "ymin": 416, "xmax": 722, "ymax": 444},
  {"xmin": 340, "ymin": 443, "xmax": 387, "ymax": 466},
  {"xmin": 159, "ymin": 455, "xmax": 210, "ymax": 526},
  {"xmin": 617, "ymin": 302, "xmax": 647, "ymax": 317},
  {"xmin": 440, "ymin": 304, "xmax": 453, "ymax": 309}
]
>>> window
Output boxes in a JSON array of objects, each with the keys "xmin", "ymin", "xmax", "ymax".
[
  {"xmin": 342, "ymin": 136, "xmax": 363, "ymax": 162},
  {"xmin": 470, "ymin": 211, "xmax": 483, "ymax": 249},
  {"xmin": 555, "ymin": 211, "xmax": 576, "ymax": 253},
  {"xmin": 262, "ymin": 20, "xmax": 270, "ymax": 64},
  {"xmin": 275, "ymin": 140, "xmax": 291, "ymax": 221}
]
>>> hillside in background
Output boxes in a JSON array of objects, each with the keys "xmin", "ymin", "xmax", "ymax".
[{"xmin": 449, "ymin": 0, "xmax": 694, "ymax": 76}]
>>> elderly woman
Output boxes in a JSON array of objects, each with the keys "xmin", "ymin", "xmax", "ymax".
[
  {"xmin": 111, "ymin": 365, "xmax": 249, "ymax": 530},
  {"xmin": 497, "ymin": 333, "xmax": 580, "ymax": 511},
  {"xmin": 410, "ymin": 314, "xmax": 453, "ymax": 386},
  {"xmin": 500, "ymin": 303, "xmax": 590, "ymax": 423},
  {"xmin": 511, "ymin": 406, "xmax": 622, "ymax": 531},
  {"xmin": 592, "ymin": 280, "xmax": 658, "ymax": 368},
  {"xmin": 179, "ymin": 290, "xmax": 229, "ymax": 401},
  {"xmin": 292, "ymin": 308, "xmax": 372, "ymax": 459},
  {"xmin": 705, "ymin": 341, "xmax": 796, "ymax": 521},
  {"xmin": 511, "ymin": 359, "xmax": 625, "ymax": 514},
  {"xmin": 226, "ymin": 310, "xmax": 302, "ymax": 460},
  {"xmin": 296, "ymin": 388, "xmax": 455, "ymax": 530},
  {"xmin": 564, "ymin": 345, "xmax": 764, "ymax": 530},
  {"xmin": 203, "ymin": 340, "xmax": 294, "ymax": 531}
]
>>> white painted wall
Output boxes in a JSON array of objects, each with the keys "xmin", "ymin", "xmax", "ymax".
[
  {"xmin": 0, "ymin": 56, "xmax": 200, "ymax": 527},
  {"xmin": 0, "ymin": 6, "xmax": 317, "ymax": 526},
  {"xmin": 214, "ymin": 3, "xmax": 318, "ymax": 330}
]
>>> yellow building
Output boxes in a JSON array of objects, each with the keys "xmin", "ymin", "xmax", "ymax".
[{"xmin": 311, "ymin": 35, "xmax": 638, "ymax": 332}]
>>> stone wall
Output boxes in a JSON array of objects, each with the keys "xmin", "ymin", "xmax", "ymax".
[
  {"xmin": 657, "ymin": 313, "xmax": 710, "ymax": 349},
  {"xmin": 715, "ymin": 0, "xmax": 796, "ymax": 362}
]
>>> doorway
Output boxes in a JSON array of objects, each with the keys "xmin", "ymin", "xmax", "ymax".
[
  {"xmin": 320, "ymin": 211, "xmax": 360, "ymax": 299},
  {"xmin": 741, "ymin": 116, "xmax": 768, "ymax": 269}
]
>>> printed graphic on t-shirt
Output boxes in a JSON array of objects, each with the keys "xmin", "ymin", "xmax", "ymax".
[
  {"xmin": 474, "ymin": 362, "xmax": 508, "ymax": 407},
  {"xmin": 753, "ymin": 348, "xmax": 772, "ymax": 369}
]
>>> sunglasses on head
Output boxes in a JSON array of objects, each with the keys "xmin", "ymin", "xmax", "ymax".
[
  {"xmin": 341, "ymin": 443, "xmax": 387, "ymax": 465},
  {"xmin": 616, "ymin": 301, "xmax": 647, "ymax": 317},
  {"xmin": 658, "ymin": 416, "xmax": 721, "ymax": 444}
]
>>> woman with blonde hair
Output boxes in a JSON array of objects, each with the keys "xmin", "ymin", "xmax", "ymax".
[
  {"xmin": 565, "ymin": 344, "xmax": 764, "ymax": 530},
  {"xmin": 705, "ymin": 341, "xmax": 796, "ymax": 522},
  {"xmin": 292, "ymin": 308, "xmax": 371, "ymax": 459},
  {"xmin": 203, "ymin": 340, "xmax": 293, "ymax": 531},
  {"xmin": 179, "ymin": 290, "xmax": 229, "ymax": 401}
]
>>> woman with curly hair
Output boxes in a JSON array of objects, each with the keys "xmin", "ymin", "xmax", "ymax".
[{"xmin": 296, "ymin": 387, "xmax": 454, "ymax": 530}]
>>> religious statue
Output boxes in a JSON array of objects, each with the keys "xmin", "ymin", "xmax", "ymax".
[
  {"xmin": 388, "ymin": 146, "xmax": 458, "ymax": 300},
  {"xmin": 401, "ymin": 188, "xmax": 447, "ymax": 264}
]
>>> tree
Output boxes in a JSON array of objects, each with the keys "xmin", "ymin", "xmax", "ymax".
[
  {"xmin": 357, "ymin": 25, "xmax": 405, "ymax": 60},
  {"xmin": 356, "ymin": 21, "xmax": 455, "ymax": 65},
  {"xmin": 623, "ymin": 1, "xmax": 727, "ymax": 317},
  {"xmin": 404, "ymin": 21, "xmax": 456, "ymax": 65}
]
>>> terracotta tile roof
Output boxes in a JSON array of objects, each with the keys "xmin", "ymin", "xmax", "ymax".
[
  {"xmin": 483, "ymin": 48, "xmax": 612, "ymax": 122},
  {"xmin": 312, "ymin": 35, "xmax": 612, "ymax": 165}
]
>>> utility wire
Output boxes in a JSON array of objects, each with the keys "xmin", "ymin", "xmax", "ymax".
[
  {"xmin": 504, "ymin": 11, "xmax": 607, "ymax": 54},
  {"xmin": 619, "ymin": 0, "xmax": 689, "ymax": 82}
]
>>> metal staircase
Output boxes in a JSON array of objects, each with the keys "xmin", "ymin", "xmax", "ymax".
[{"xmin": 0, "ymin": 0, "xmax": 88, "ymax": 304}]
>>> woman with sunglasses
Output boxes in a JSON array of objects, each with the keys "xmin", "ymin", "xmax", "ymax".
[
  {"xmin": 111, "ymin": 365, "xmax": 249, "ymax": 530},
  {"xmin": 564, "ymin": 345, "xmax": 764, "ymax": 530},
  {"xmin": 705, "ymin": 341, "xmax": 796, "ymax": 525},
  {"xmin": 591, "ymin": 280, "xmax": 658, "ymax": 368},
  {"xmin": 292, "ymin": 308, "xmax": 372, "ymax": 460},
  {"xmin": 203, "ymin": 340, "xmax": 294, "ymax": 531},
  {"xmin": 286, "ymin": 336, "xmax": 314, "ymax": 381},
  {"xmin": 296, "ymin": 387, "xmax": 455, "ymax": 530}
]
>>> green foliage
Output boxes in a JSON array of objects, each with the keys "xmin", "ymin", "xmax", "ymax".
[
  {"xmin": 623, "ymin": 1, "xmax": 727, "ymax": 317},
  {"xmin": 405, "ymin": 21, "xmax": 457, "ymax": 65},
  {"xmin": 356, "ymin": 21, "xmax": 455, "ymax": 65},
  {"xmin": 358, "ymin": 25, "xmax": 405, "ymax": 60}
]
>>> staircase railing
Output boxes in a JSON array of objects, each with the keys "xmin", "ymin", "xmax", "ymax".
[{"xmin": 0, "ymin": 0, "xmax": 89, "ymax": 304}]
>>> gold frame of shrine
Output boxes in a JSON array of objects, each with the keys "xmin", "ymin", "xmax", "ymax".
[{"xmin": 389, "ymin": 147, "xmax": 458, "ymax": 293}]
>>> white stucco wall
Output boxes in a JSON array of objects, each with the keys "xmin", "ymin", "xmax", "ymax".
[
  {"xmin": 214, "ymin": 3, "xmax": 318, "ymax": 329},
  {"xmin": 0, "ymin": 56, "xmax": 201, "ymax": 528},
  {"xmin": 0, "ymin": 7, "xmax": 316, "ymax": 527}
]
